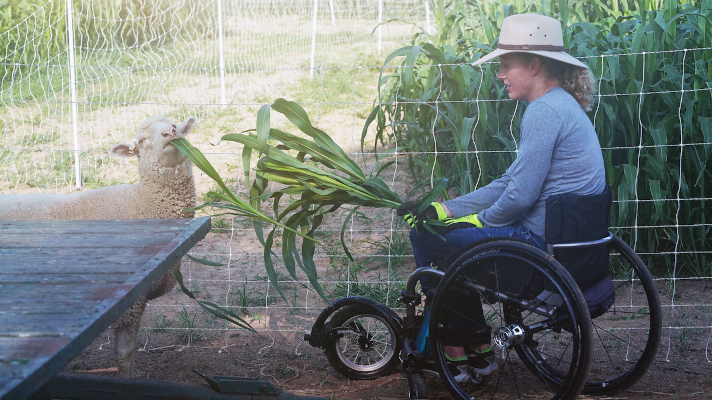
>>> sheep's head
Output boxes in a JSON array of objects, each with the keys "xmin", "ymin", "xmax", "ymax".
[{"xmin": 109, "ymin": 116, "xmax": 197, "ymax": 168}]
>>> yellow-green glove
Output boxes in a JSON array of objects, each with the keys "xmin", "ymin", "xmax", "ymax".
[
  {"xmin": 397, "ymin": 201, "xmax": 448, "ymax": 228},
  {"xmin": 430, "ymin": 213, "xmax": 484, "ymax": 234},
  {"xmin": 444, "ymin": 213, "xmax": 483, "ymax": 228}
]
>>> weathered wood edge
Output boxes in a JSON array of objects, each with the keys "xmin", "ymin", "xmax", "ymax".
[{"xmin": 1, "ymin": 217, "xmax": 211, "ymax": 400}]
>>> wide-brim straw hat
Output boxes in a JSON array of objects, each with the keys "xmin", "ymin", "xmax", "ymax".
[{"xmin": 472, "ymin": 14, "xmax": 588, "ymax": 69}]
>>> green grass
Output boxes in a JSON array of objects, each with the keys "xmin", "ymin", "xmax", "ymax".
[
  {"xmin": 174, "ymin": 306, "xmax": 204, "ymax": 343},
  {"xmin": 16, "ymin": 131, "xmax": 59, "ymax": 147},
  {"xmin": 362, "ymin": 231, "xmax": 412, "ymax": 270},
  {"xmin": 210, "ymin": 217, "xmax": 233, "ymax": 232},
  {"xmin": 288, "ymin": 49, "xmax": 382, "ymax": 116},
  {"xmin": 229, "ymin": 277, "xmax": 280, "ymax": 316},
  {"xmin": 152, "ymin": 313, "xmax": 175, "ymax": 333},
  {"xmin": 328, "ymin": 269, "xmax": 406, "ymax": 309}
]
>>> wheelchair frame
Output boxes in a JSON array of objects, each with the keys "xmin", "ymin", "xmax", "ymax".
[{"xmin": 305, "ymin": 233, "xmax": 661, "ymax": 400}]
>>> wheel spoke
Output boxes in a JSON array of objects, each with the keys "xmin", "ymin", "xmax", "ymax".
[
  {"xmin": 429, "ymin": 240, "xmax": 592, "ymax": 400},
  {"xmin": 325, "ymin": 307, "xmax": 399, "ymax": 378}
]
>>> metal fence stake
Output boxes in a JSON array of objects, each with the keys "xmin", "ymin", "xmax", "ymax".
[
  {"xmin": 310, "ymin": 0, "xmax": 318, "ymax": 78},
  {"xmin": 217, "ymin": 0, "xmax": 227, "ymax": 108},
  {"xmin": 65, "ymin": 0, "xmax": 81, "ymax": 190}
]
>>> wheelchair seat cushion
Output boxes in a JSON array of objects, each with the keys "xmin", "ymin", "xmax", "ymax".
[{"xmin": 582, "ymin": 275, "xmax": 615, "ymax": 319}]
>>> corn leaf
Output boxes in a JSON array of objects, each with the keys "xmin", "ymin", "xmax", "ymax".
[
  {"xmin": 256, "ymin": 104, "xmax": 270, "ymax": 154},
  {"xmin": 173, "ymin": 138, "xmax": 319, "ymax": 244},
  {"xmin": 174, "ymin": 269, "xmax": 256, "ymax": 333},
  {"xmin": 180, "ymin": 98, "xmax": 447, "ymax": 304},
  {"xmin": 186, "ymin": 254, "xmax": 224, "ymax": 267}
]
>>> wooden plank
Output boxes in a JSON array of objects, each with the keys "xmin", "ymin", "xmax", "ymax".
[
  {"xmin": 0, "ymin": 248, "xmax": 153, "ymax": 266},
  {"xmin": 0, "ymin": 301, "xmax": 95, "ymax": 315},
  {"xmin": 1, "ymin": 281, "xmax": 132, "ymax": 300},
  {"xmin": 0, "ymin": 218, "xmax": 199, "ymax": 235},
  {"xmin": 0, "ymin": 272, "xmax": 130, "ymax": 284},
  {"xmin": 0, "ymin": 247, "xmax": 150, "ymax": 258},
  {"xmin": 0, "ymin": 217, "xmax": 211, "ymax": 400},
  {"xmin": 0, "ymin": 314, "xmax": 98, "ymax": 336},
  {"xmin": 0, "ymin": 336, "xmax": 70, "ymax": 358},
  {"xmin": 0, "ymin": 261, "xmax": 155, "ymax": 275},
  {"xmin": 0, "ymin": 234, "xmax": 170, "ymax": 250},
  {"xmin": 0, "ymin": 302, "xmax": 98, "ymax": 317},
  {"xmin": 0, "ymin": 308, "xmax": 94, "ymax": 318},
  {"xmin": 0, "ymin": 247, "xmax": 160, "ymax": 265}
]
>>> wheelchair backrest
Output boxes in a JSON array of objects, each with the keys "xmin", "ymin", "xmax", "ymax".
[{"xmin": 544, "ymin": 185, "xmax": 612, "ymax": 292}]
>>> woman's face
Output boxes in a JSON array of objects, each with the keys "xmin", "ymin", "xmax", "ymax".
[{"xmin": 496, "ymin": 54, "xmax": 535, "ymax": 102}]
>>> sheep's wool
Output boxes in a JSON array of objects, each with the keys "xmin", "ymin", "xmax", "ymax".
[{"xmin": 0, "ymin": 115, "xmax": 199, "ymax": 379}]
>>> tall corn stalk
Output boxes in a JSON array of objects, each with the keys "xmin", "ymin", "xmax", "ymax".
[{"xmin": 370, "ymin": 0, "xmax": 711, "ymax": 276}]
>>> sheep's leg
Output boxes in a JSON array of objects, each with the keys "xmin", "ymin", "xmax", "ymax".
[
  {"xmin": 113, "ymin": 295, "xmax": 147, "ymax": 378},
  {"xmin": 112, "ymin": 261, "xmax": 179, "ymax": 378}
]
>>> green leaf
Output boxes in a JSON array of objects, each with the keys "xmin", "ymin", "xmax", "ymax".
[
  {"xmin": 186, "ymin": 254, "xmax": 224, "ymax": 267},
  {"xmin": 361, "ymin": 106, "xmax": 380, "ymax": 153},
  {"xmin": 174, "ymin": 269, "xmax": 256, "ymax": 334},
  {"xmin": 271, "ymin": 99, "xmax": 365, "ymax": 180},
  {"xmin": 362, "ymin": 177, "xmax": 402, "ymax": 203},
  {"xmin": 340, "ymin": 206, "xmax": 361, "ymax": 262},
  {"xmin": 173, "ymin": 138, "xmax": 320, "ymax": 244},
  {"xmin": 256, "ymin": 104, "xmax": 271, "ymax": 154},
  {"xmin": 263, "ymin": 229, "xmax": 286, "ymax": 303},
  {"xmin": 301, "ymin": 226, "xmax": 327, "ymax": 301},
  {"xmin": 415, "ymin": 177, "xmax": 449, "ymax": 214}
]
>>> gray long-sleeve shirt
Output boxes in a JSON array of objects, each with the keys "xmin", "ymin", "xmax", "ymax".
[{"xmin": 444, "ymin": 87, "xmax": 606, "ymax": 239}]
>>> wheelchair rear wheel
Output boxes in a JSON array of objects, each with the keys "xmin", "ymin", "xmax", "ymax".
[
  {"xmin": 579, "ymin": 235, "xmax": 662, "ymax": 395},
  {"xmin": 429, "ymin": 240, "xmax": 593, "ymax": 400}
]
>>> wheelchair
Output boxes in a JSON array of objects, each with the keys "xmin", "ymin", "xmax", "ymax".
[{"xmin": 305, "ymin": 188, "xmax": 661, "ymax": 399}]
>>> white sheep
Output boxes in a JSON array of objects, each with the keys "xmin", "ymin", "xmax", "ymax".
[{"xmin": 0, "ymin": 115, "xmax": 198, "ymax": 378}]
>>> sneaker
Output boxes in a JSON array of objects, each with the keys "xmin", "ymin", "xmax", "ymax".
[
  {"xmin": 445, "ymin": 355, "xmax": 475, "ymax": 384},
  {"xmin": 466, "ymin": 347, "xmax": 498, "ymax": 375}
]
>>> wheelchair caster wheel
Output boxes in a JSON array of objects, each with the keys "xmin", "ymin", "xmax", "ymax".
[{"xmin": 407, "ymin": 371, "xmax": 428, "ymax": 399}]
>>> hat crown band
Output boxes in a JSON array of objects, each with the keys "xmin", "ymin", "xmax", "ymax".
[{"xmin": 497, "ymin": 43, "xmax": 569, "ymax": 53}]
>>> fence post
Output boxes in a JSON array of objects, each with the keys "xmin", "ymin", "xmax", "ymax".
[
  {"xmin": 310, "ymin": 0, "xmax": 318, "ymax": 78},
  {"xmin": 217, "ymin": 0, "xmax": 227, "ymax": 108},
  {"xmin": 378, "ymin": 0, "xmax": 382, "ymax": 55},
  {"xmin": 329, "ymin": 0, "xmax": 335, "ymax": 25},
  {"xmin": 425, "ymin": 0, "xmax": 432, "ymax": 35},
  {"xmin": 65, "ymin": 0, "xmax": 81, "ymax": 190}
]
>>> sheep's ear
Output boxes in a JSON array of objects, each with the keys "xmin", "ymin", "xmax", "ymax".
[
  {"xmin": 109, "ymin": 143, "xmax": 139, "ymax": 158},
  {"xmin": 176, "ymin": 116, "xmax": 197, "ymax": 136}
]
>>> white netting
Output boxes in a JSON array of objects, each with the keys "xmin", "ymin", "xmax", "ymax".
[{"xmin": 1, "ymin": 0, "xmax": 711, "ymax": 377}]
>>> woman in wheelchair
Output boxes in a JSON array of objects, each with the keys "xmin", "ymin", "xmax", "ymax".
[{"xmin": 397, "ymin": 13, "xmax": 606, "ymax": 384}]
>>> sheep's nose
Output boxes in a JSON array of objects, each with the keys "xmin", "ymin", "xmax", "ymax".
[{"xmin": 162, "ymin": 129, "xmax": 178, "ymax": 139}]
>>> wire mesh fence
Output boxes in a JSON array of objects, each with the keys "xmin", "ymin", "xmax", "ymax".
[{"xmin": 1, "ymin": 0, "xmax": 711, "ymax": 382}]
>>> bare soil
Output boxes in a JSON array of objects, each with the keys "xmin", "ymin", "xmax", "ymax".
[{"xmin": 65, "ymin": 222, "xmax": 712, "ymax": 400}]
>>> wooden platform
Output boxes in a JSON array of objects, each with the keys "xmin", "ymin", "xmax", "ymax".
[{"xmin": 0, "ymin": 217, "xmax": 211, "ymax": 400}]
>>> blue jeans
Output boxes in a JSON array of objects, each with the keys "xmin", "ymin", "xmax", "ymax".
[
  {"xmin": 409, "ymin": 223, "xmax": 545, "ymax": 345},
  {"xmin": 410, "ymin": 223, "xmax": 545, "ymax": 298}
]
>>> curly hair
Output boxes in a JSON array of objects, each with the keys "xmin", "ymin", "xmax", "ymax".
[{"xmin": 517, "ymin": 53, "xmax": 596, "ymax": 111}]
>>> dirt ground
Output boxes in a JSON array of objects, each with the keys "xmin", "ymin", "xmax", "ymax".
[{"xmin": 64, "ymin": 221, "xmax": 712, "ymax": 400}]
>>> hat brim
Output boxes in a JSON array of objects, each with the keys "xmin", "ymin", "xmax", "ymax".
[{"xmin": 471, "ymin": 48, "xmax": 588, "ymax": 69}]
